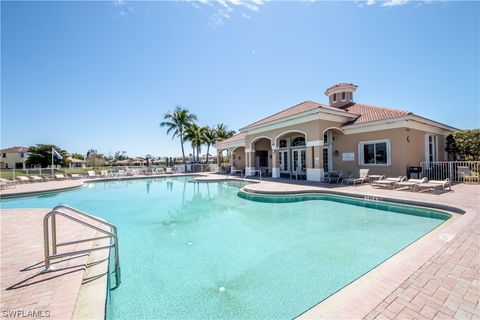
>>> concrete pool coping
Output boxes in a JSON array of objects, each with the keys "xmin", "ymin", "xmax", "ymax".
[{"xmin": 1, "ymin": 175, "xmax": 478, "ymax": 319}]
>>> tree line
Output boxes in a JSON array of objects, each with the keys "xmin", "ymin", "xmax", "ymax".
[{"xmin": 160, "ymin": 106, "xmax": 236, "ymax": 171}]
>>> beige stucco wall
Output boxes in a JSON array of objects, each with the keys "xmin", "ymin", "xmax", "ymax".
[
  {"xmin": 232, "ymin": 147, "xmax": 245, "ymax": 170},
  {"xmin": 332, "ymin": 128, "xmax": 447, "ymax": 177},
  {"xmin": 0, "ymin": 153, "xmax": 27, "ymax": 169}
]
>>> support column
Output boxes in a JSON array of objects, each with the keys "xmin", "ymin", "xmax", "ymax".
[
  {"xmin": 217, "ymin": 153, "xmax": 221, "ymax": 172},
  {"xmin": 245, "ymin": 149, "xmax": 255, "ymax": 176},
  {"xmin": 230, "ymin": 149, "xmax": 235, "ymax": 172},
  {"xmin": 306, "ymin": 140, "xmax": 324, "ymax": 182},
  {"xmin": 271, "ymin": 145, "xmax": 280, "ymax": 178}
]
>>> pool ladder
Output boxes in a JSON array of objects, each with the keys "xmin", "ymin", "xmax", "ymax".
[{"xmin": 42, "ymin": 205, "xmax": 121, "ymax": 289}]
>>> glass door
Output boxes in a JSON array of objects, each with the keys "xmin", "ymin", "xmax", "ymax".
[
  {"xmin": 292, "ymin": 149, "xmax": 306, "ymax": 171},
  {"xmin": 279, "ymin": 150, "xmax": 289, "ymax": 173}
]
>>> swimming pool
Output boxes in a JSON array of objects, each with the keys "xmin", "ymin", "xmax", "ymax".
[{"xmin": 1, "ymin": 177, "xmax": 449, "ymax": 319}]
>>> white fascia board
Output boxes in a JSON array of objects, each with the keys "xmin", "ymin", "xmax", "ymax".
[{"xmin": 342, "ymin": 116, "xmax": 456, "ymax": 136}]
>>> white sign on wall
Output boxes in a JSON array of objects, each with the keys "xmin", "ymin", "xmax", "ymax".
[{"xmin": 342, "ymin": 152, "xmax": 355, "ymax": 161}]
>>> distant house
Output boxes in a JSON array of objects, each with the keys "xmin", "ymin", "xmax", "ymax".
[
  {"xmin": 0, "ymin": 146, "xmax": 29, "ymax": 169},
  {"xmin": 67, "ymin": 157, "xmax": 87, "ymax": 168},
  {"xmin": 215, "ymin": 83, "xmax": 457, "ymax": 181}
]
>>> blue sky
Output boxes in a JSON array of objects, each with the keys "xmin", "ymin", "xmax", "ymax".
[{"xmin": 1, "ymin": 0, "xmax": 479, "ymax": 158}]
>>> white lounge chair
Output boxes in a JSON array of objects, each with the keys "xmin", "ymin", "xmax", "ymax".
[
  {"xmin": 343, "ymin": 169, "xmax": 370, "ymax": 186},
  {"xmin": 165, "ymin": 167, "xmax": 173, "ymax": 174},
  {"xmin": 87, "ymin": 171, "xmax": 98, "ymax": 178},
  {"xmin": 16, "ymin": 176, "xmax": 32, "ymax": 183},
  {"xmin": 100, "ymin": 170, "xmax": 109, "ymax": 178},
  {"xmin": 70, "ymin": 173, "xmax": 82, "ymax": 179},
  {"xmin": 0, "ymin": 178, "xmax": 16, "ymax": 189},
  {"xmin": 394, "ymin": 177, "xmax": 428, "ymax": 191},
  {"xmin": 55, "ymin": 174, "xmax": 68, "ymax": 180},
  {"xmin": 31, "ymin": 175, "xmax": 44, "ymax": 183},
  {"xmin": 371, "ymin": 176, "xmax": 406, "ymax": 189},
  {"xmin": 417, "ymin": 179, "xmax": 451, "ymax": 194}
]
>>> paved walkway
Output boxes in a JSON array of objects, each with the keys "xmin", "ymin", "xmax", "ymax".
[{"xmin": 0, "ymin": 209, "xmax": 103, "ymax": 320}]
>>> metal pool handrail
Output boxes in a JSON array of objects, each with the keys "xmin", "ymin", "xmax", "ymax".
[
  {"xmin": 43, "ymin": 204, "xmax": 121, "ymax": 289},
  {"xmin": 243, "ymin": 169, "xmax": 262, "ymax": 181},
  {"xmin": 226, "ymin": 169, "xmax": 243, "ymax": 179}
]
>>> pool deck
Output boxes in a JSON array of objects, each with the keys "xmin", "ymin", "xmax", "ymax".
[{"xmin": 1, "ymin": 175, "xmax": 479, "ymax": 319}]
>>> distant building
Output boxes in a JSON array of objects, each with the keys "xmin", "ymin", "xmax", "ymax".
[
  {"xmin": 67, "ymin": 157, "xmax": 87, "ymax": 168},
  {"xmin": 0, "ymin": 146, "xmax": 29, "ymax": 169}
]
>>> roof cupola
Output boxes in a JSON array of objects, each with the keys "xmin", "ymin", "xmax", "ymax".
[{"xmin": 325, "ymin": 83, "xmax": 357, "ymax": 108}]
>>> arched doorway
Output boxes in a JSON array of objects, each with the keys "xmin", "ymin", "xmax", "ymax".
[{"xmin": 274, "ymin": 131, "xmax": 307, "ymax": 177}]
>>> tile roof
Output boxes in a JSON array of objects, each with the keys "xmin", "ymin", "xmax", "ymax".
[
  {"xmin": 341, "ymin": 103, "xmax": 412, "ymax": 125},
  {"xmin": 324, "ymin": 83, "xmax": 358, "ymax": 95},
  {"xmin": 241, "ymin": 101, "xmax": 355, "ymax": 130},
  {"xmin": 215, "ymin": 132, "xmax": 245, "ymax": 146},
  {"xmin": 0, "ymin": 146, "xmax": 29, "ymax": 153}
]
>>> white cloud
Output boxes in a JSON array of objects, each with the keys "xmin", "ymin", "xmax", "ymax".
[
  {"xmin": 113, "ymin": 0, "xmax": 132, "ymax": 16},
  {"xmin": 192, "ymin": 0, "xmax": 265, "ymax": 28},
  {"xmin": 366, "ymin": 0, "xmax": 376, "ymax": 5},
  {"xmin": 251, "ymin": 49, "xmax": 256, "ymax": 55},
  {"xmin": 382, "ymin": 0, "xmax": 408, "ymax": 7}
]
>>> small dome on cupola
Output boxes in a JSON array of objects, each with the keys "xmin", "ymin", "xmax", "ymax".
[{"xmin": 325, "ymin": 83, "xmax": 358, "ymax": 108}]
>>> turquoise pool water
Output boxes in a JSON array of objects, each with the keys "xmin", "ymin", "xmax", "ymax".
[{"xmin": 1, "ymin": 177, "xmax": 448, "ymax": 319}]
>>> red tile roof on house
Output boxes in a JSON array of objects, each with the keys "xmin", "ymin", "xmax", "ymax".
[
  {"xmin": 0, "ymin": 146, "xmax": 29, "ymax": 153},
  {"xmin": 241, "ymin": 101, "xmax": 355, "ymax": 130},
  {"xmin": 341, "ymin": 103, "xmax": 412, "ymax": 125},
  {"xmin": 216, "ymin": 132, "xmax": 245, "ymax": 146}
]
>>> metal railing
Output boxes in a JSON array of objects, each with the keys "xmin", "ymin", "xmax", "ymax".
[
  {"xmin": 243, "ymin": 169, "xmax": 262, "ymax": 181},
  {"xmin": 226, "ymin": 169, "xmax": 243, "ymax": 179},
  {"xmin": 43, "ymin": 205, "xmax": 121, "ymax": 289},
  {"xmin": 420, "ymin": 161, "xmax": 480, "ymax": 182}
]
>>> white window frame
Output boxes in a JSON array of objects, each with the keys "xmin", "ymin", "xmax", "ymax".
[
  {"xmin": 424, "ymin": 133, "xmax": 438, "ymax": 163},
  {"xmin": 358, "ymin": 139, "xmax": 391, "ymax": 166},
  {"xmin": 341, "ymin": 92, "xmax": 346, "ymax": 102}
]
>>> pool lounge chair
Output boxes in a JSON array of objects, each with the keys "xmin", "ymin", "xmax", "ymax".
[
  {"xmin": 0, "ymin": 178, "xmax": 16, "ymax": 189},
  {"xmin": 16, "ymin": 176, "xmax": 32, "ymax": 183},
  {"xmin": 100, "ymin": 170, "xmax": 109, "ymax": 178},
  {"xmin": 343, "ymin": 169, "xmax": 370, "ymax": 186},
  {"xmin": 371, "ymin": 176, "xmax": 406, "ymax": 189},
  {"xmin": 87, "ymin": 171, "xmax": 98, "ymax": 178},
  {"xmin": 165, "ymin": 167, "xmax": 174, "ymax": 174},
  {"xmin": 55, "ymin": 174, "xmax": 68, "ymax": 180},
  {"xmin": 31, "ymin": 175, "xmax": 44, "ymax": 183},
  {"xmin": 70, "ymin": 173, "xmax": 82, "ymax": 179},
  {"xmin": 394, "ymin": 177, "xmax": 428, "ymax": 191},
  {"xmin": 417, "ymin": 179, "xmax": 451, "ymax": 194}
]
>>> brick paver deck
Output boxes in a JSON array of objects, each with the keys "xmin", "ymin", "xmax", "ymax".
[
  {"xmin": 364, "ymin": 215, "xmax": 480, "ymax": 320},
  {"xmin": 0, "ymin": 209, "xmax": 99, "ymax": 320}
]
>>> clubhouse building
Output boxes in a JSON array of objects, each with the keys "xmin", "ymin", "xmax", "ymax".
[{"xmin": 215, "ymin": 83, "xmax": 457, "ymax": 181}]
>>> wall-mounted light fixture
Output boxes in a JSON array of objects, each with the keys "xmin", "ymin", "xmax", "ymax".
[{"xmin": 334, "ymin": 150, "xmax": 339, "ymax": 156}]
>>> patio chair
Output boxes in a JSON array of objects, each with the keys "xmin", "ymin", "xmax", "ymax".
[
  {"xmin": 31, "ymin": 175, "xmax": 44, "ymax": 183},
  {"xmin": 457, "ymin": 166, "xmax": 479, "ymax": 184},
  {"xmin": 118, "ymin": 169, "xmax": 126, "ymax": 177},
  {"xmin": 0, "ymin": 178, "xmax": 16, "ymax": 189},
  {"xmin": 371, "ymin": 176, "xmax": 406, "ymax": 189},
  {"xmin": 55, "ymin": 174, "xmax": 68, "ymax": 180},
  {"xmin": 394, "ymin": 177, "xmax": 428, "ymax": 192},
  {"xmin": 165, "ymin": 167, "xmax": 173, "ymax": 174},
  {"xmin": 70, "ymin": 173, "xmax": 82, "ymax": 179},
  {"xmin": 417, "ymin": 179, "xmax": 451, "ymax": 194},
  {"xmin": 100, "ymin": 170, "xmax": 109, "ymax": 178},
  {"xmin": 16, "ymin": 176, "xmax": 32, "ymax": 183},
  {"xmin": 324, "ymin": 171, "xmax": 343, "ymax": 183},
  {"xmin": 87, "ymin": 171, "xmax": 98, "ymax": 178},
  {"xmin": 290, "ymin": 167, "xmax": 306, "ymax": 181},
  {"xmin": 343, "ymin": 169, "xmax": 370, "ymax": 186}
]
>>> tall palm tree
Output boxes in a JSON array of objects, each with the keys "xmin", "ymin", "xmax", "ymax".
[
  {"xmin": 215, "ymin": 123, "xmax": 236, "ymax": 141},
  {"xmin": 202, "ymin": 126, "xmax": 218, "ymax": 164},
  {"xmin": 184, "ymin": 123, "xmax": 203, "ymax": 164},
  {"xmin": 160, "ymin": 107, "xmax": 197, "ymax": 171}
]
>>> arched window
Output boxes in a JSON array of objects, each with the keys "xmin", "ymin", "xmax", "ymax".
[{"xmin": 291, "ymin": 137, "xmax": 305, "ymax": 147}]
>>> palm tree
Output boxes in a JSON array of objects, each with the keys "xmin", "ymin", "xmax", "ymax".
[
  {"xmin": 160, "ymin": 107, "xmax": 197, "ymax": 171},
  {"xmin": 184, "ymin": 123, "xmax": 203, "ymax": 164},
  {"xmin": 202, "ymin": 126, "xmax": 218, "ymax": 164},
  {"xmin": 215, "ymin": 123, "xmax": 236, "ymax": 141}
]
